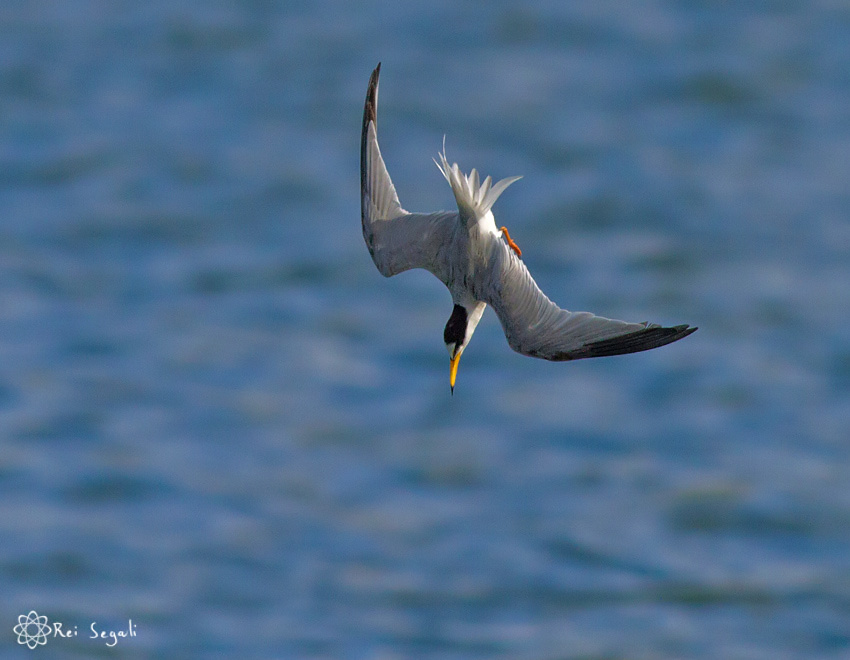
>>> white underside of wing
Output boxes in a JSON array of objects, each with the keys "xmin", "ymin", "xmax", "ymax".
[
  {"xmin": 478, "ymin": 239, "xmax": 649, "ymax": 359},
  {"xmin": 363, "ymin": 122, "xmax": 405, "ymax": 224},
  {"xmin": 362, "ymin": 120, "xmax": 458, "ymax": 281}
]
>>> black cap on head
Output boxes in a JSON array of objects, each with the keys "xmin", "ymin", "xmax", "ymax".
[{"xmin": 444, "ymin": 305, "xmax": 468, "ymax": 354}]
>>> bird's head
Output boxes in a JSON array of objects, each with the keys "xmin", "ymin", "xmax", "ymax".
[{"xmin": 444, "ymin": 303, "xmax": 484, "ymax": 394}]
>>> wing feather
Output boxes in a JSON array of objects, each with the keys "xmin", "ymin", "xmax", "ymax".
[
  {"xmin": 361, "ymin": 64, "xmax": 456, "ymax": 281},
  {"xmin": 477, "ymin": 240, "xmax": 696, "ymax": 361}
]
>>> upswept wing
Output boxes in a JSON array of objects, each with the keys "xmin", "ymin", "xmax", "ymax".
[
  {"xmin": 477, "ymin": 239, "xmax": 696, "ymax": 361},
  {"xmin": 361, "ymin": 63, "xmax": 456, "ymax": 281}
]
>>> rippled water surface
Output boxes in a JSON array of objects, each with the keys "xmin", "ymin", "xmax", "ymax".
[{"xmin": 2, "ymin": 2, "xmax": 850, "ymax": 658}]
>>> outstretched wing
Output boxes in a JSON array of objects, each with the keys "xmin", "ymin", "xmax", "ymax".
[
  {"xmin": 361, "ymin": 63, "xmax": 456, "ymax": 282},
  {"xmin": 477, "ymin": 239, "xmax": 696, "ymax": 361}
]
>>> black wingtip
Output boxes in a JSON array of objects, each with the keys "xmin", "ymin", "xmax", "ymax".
[
  {"xmin": 364, "ymin": 63, "xmax": 380, "ymax": 130},
  {"xmin": 361, "ymin": 64, "xmax": 382, "ymax": 218},
  {"xmin": 563, "ymin": 323, "xmax": 697, "ymax": 361}
]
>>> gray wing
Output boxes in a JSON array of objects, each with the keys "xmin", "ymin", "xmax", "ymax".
[
  {"xmin": 361, "ymin": 63, "xmax": 457, "ymax": 282},
  {"xmin": 477, "ymin": 239, "xmax": 697, "ymax": 361}
]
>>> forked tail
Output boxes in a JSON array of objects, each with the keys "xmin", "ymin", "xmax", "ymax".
[{"xmin": 434, "ymin": 141, "xmax": 521, "ymax": 224}]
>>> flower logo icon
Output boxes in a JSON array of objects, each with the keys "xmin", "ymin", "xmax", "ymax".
[{"xmin": 13, "ymin": 611, "xmax": 51, "ymax": 649}]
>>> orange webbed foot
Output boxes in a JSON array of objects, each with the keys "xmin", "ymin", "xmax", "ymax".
[{"xmin": 500, "ymin": 226, "xmax": 522, "ymax": 258}]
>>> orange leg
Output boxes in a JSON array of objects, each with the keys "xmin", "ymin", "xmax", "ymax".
[{"xmin": 500, "ymin": 226, "xmax": 522, "ymax": 258}]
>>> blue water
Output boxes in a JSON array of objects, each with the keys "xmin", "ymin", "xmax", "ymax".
[{"xmin": 2, "ymin": 2, "xmax": 850, "ymax": 658}]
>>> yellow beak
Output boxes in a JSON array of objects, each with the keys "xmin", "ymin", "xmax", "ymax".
[{"xmin": 449, "ymin": 351, "xmax": 462, "ymax": 394}]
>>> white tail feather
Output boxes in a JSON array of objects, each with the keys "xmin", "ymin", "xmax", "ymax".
[{"xmin": 434, "ymin": 140, "xmax": 521, "ymax": 222}]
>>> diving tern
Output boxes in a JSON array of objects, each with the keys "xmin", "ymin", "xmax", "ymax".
[{"xmin": 361, "ymin": 64, "xmax": 696, "ymax": 393}]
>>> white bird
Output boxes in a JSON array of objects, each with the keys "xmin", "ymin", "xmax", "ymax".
[{"xmin": 361, "ymin": 64, "xmax": 696, "ymax": 393}]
